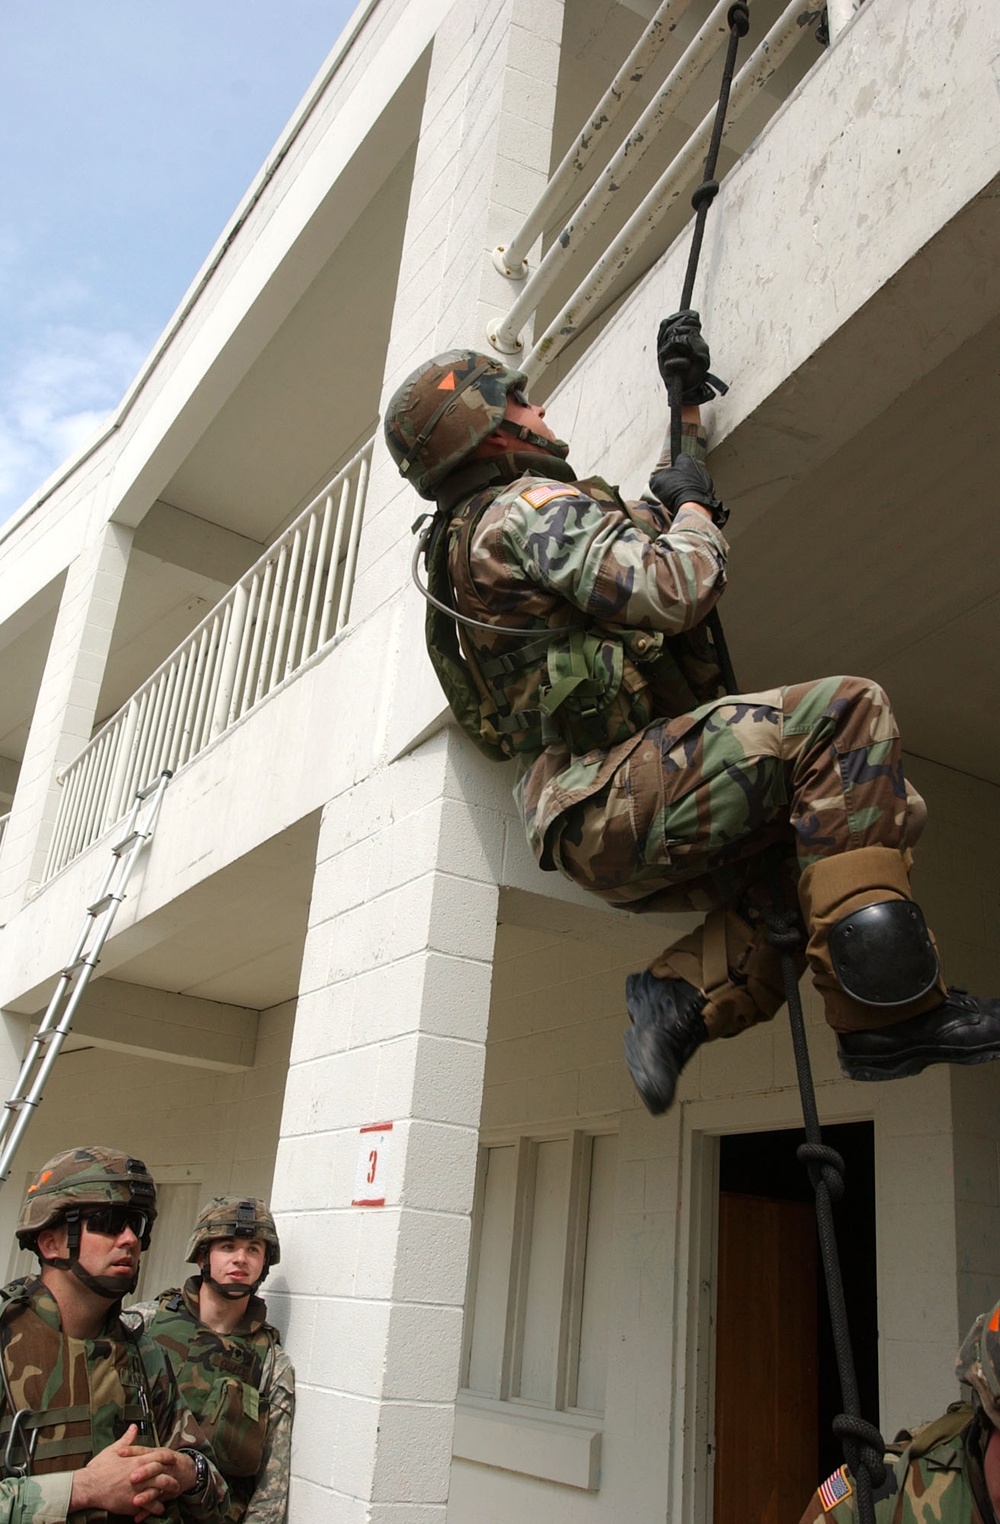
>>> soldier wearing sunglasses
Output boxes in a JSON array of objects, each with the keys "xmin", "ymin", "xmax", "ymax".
[{"xmin": 0, "ymin": 1146, "xmax": 229, "ymax": 1524}]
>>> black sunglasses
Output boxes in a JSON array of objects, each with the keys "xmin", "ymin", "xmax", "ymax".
[
  {"xmin": 81, "ymin": 1206, "xmax": 151, "ymax": 1240},
  {"xmin": 508, "ymin": 387, "xmax": 531, "ymax": 407}
]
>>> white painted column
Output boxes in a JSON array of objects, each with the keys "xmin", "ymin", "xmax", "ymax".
[
  {"xmin": 270, "ymin": 730, "xmax": 502, "ymax": 1523},
  {"xmin": 0, "ymin": 519, "xmax": 132, "ymax": 918}
]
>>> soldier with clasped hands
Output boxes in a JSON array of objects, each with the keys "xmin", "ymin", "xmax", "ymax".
[{"xmin": 0, "ymin": 1147, "xmax": 228, "ymax": 1524}]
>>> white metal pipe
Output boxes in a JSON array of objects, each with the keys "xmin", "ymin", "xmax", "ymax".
[
  {"xmin": 826, "ymin": 0, "xmax": 861, "ymax": 39},
  {"xmin": 104, "ymin": 701, "xmax": 139, "ymax": 829},
  {"xmin": 498, "ymin": 0, "xmax": 696, "ymax": 278},
  {"xmin": 190, "ymin": 622, "xmax": 220, "ymax": 754},
  {"xmin": 256, "ymin": 545, "xmax": 289, "ymax": 703},
  {"xmin": 230, "ymin": 574, "xmax": 262, "ymax": 725},
  {"xmin": 285, "ymin": 511, "xmax": 318, "ymax": 676},
  {"xmin": 120, "ymin": 689, "xmax": 152, "ymax": 812},
  {"xmin": 64, "ymin": 747, "xmax": 99, "ymax": 867},
  {"xmin": 158, "ymin": 655, "xmax": 187, "ymax": 774},
  {"xmin": 319, "ymin": 477, "xmax": 351, "ymax": 649},
  {"xmin": 149, "ymin": 663, "xmax": 180, "ymax": 780},
  {"xmin": 523, "ymin": 0, "xmax": 809, "ymax": 380},
  {"xmin": 269, "ymin": 528, "xmax": 303, "ymax": 689},
  {"xmin": 211, "ymin": 586, "xmax": 248, "ymax": 739},
  {"xmin": 492, "ymin": 0, "xmax": 731, "ymax": 354},
  {"xmin": 167, "ymin": 645, "xmax": 197, "ymax": 768},
  {"xmin": 336, "ymin": 456, "xmax": 369, "ymax": 634},
  {"xmin": 87, "ymin": 730, "xmax": 118, "ymax": 850},
  {"xmin": 181, "ymin": 624, "xmax": 213, "ymax": 762},
  {"xmin": 241, "ymin": 560, "xmax": 275, "ymax": 713},
  {"xmin": 199, "ymin": 610, "xmax": 231, "ymax": 752},
  {"xmin": 301, "ymin": 496, "xmax": 334, "ymax": 663}
]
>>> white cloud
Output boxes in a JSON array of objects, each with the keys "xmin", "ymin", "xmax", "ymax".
[{"xmin": 0, "ymin": 325, "xmax": 146, "ymax": 522}]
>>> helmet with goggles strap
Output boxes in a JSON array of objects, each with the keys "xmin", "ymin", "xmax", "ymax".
[
  {"xmin": 384, "ymin": 349, "xmax": 566, "ymax": 499},
  {"xmin": 187, "ymin": 1196, "xmax": 279, "ymax": 1301},
  {"xmin": 16, "ymin": 1146, "xmax": 157, "ymax": 1299}
]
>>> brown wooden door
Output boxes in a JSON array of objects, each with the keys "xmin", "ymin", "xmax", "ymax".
[{"xmin": 713, "ymin": 1191, "xmax": 818, "ymax": 1524}]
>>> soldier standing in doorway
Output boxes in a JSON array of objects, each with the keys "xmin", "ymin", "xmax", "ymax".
[
  {"xmin": 383, "ymin": 320, "xmax": 1000, "ymax": 1113},
  {"xmin": 0, "ymin": 1146, "xmax": 228, "ymax": 1523},
  {"xmin": 134, "ymin": 1199, "xmax": 293, "ymax": 1524}
]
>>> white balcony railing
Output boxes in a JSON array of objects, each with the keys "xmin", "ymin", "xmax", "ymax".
[{"xmin": 44, "ymin": 436, "xmax": 373, "ymax": 882}]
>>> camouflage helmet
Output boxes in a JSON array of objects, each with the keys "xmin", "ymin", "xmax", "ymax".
[
  {"xmin": 383, "ymin": 349, "xmax": 528, "ymax": 498},
  {"xmin": 186, "ymin": 1196, "xmax": 280, "ymax": 1268},
  {"xmin": 16, "ymin": 1146, "xmax": 157, "ymax": 1251},
  {"xmin": 957, "ymin": 1302, "xmax": 1000, "ymax": 1427}
]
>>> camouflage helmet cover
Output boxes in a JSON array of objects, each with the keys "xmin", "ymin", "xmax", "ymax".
[
  {"xmin": 16, "ymin": 1146, "xmax": 157, "ymax": 1249},
  {"xmin": 957, "ymin": 1303, "xmax": 1000, "ymax": 1427},
  {"xmin": 383, "ymin": 349, "xmax": 527, "ymax": 498},
  {"xmin": 186, "ymin": 1196, "xmax": 280, "ymax": 1267}
]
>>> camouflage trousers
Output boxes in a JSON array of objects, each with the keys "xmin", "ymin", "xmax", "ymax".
[{"xmin": 550, "ymin": 676, "xmax": 927, "ymax": 1034}]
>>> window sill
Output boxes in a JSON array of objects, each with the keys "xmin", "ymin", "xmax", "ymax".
[{"xmin": 452, "ymin": 1398, "xmax": 602, "ymax": 1491}]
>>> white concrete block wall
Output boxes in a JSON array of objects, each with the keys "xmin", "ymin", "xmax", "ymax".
[
  {"xmin": 274, "ymin": 729, "xmax": 503, "ymax": 1522},
  {"xmin": 448, "ymin": 747, "xmax": 1000, "ymax": 1520},
  {"xmin": 0, "ymin": 999, "xmax": 293, "ymax": 1287}
]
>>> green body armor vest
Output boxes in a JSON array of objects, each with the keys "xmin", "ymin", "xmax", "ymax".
[
  {"xmin": 427, "ymin": 474, "xmax": 723, "ymax": 760},
  {"xmin": 148, "ymin": 1286, "xmax": 274, "ymax": 1496}
]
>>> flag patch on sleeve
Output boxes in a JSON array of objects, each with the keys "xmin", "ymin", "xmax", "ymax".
[
  {"xmin": 818, "ymin": 1466, "xmax": 853, "ymax": 1512},
  {"xmin": 520, "ymin": 484, "xmax": 578, "ymax": 509}
]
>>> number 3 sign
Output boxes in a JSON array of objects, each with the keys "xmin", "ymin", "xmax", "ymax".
[{"xmin": 352, "ymin": 1121, "xmax": 393, "ymax": 1206}]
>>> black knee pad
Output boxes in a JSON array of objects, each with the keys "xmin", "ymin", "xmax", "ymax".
[{"xmin": 829, "ymin": 899, "xmax": 939, "ymax": 1006}]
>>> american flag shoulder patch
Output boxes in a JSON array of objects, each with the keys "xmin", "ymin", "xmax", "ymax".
[
  {"xmin": 520, "ymin": 484, "xmax": 578, "ymax": 509},
  {"xmin": 818, "ymin": 1466, "xmax": 853, "ymax": 1512}
]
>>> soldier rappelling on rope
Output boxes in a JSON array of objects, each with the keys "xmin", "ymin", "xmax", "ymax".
[{"xmin": 383, "ymin": 325, "xmax": 1000, "ymax": 1115}]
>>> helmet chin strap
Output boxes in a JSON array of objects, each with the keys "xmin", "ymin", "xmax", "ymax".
[
  {"xmin": 199, "ymin": 1257, "xmax": 268, "ymax": 1301},
  {"xmin": 40, "ymin": 1213, "xmax": 138, "ymax": 1300},
  {"xmin": 504, "ymin": 423, "xmax": 570, "ymax": 459}
]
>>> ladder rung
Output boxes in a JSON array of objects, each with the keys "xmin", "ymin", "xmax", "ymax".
[
  {"xmin": 63, "ymin": 954, "xmax": 96, "ymax": 976},
  {"xmin": 0, "ymin": 772, "xmax": 170, "ymax": 1183},
  {"xmin": 136, "ymin": 770, "xmax": 172, "ymax": 801}
]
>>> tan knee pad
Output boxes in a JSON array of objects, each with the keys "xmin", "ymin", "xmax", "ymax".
[
  {"xmin": 798, "ymin": 846, "xmax": 946, "ymax": 1032},
  {"xmin": 649, "ymin": 908, "xmax": 802, "ymax": 1040}
]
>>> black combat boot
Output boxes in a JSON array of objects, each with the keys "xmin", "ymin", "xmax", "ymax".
[
  {"xmin": 838, "ymin": 990, "xmax": 1000, "ymax": 1081},
  {"xmin": 624, "ymin": 972, "xmax": 709, "ymax": 1115}
]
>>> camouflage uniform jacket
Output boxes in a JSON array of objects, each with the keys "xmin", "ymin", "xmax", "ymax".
[
  {"xmin": 0, "ymin": 1275, "xmax": 228, "ymax": 1524},
  {"xmin": 798, "ymin": 1405, "xmax": 995, "ymax": 1523},
  {"xmin": 444, "ymin": 446, "xmax": 727, "ymax": 867},
  {"xmin": 134, "ymin": 1282, "xmax": 293, "ymax": 1524}
]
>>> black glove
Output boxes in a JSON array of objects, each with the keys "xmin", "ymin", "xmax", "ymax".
[
  {"xmin": 656, "ymin": 310, "xmax": 728, "ymax": 405},
  {"xmin": 649, "ymin": 455, "xmax": 728, "ymax": 526}
]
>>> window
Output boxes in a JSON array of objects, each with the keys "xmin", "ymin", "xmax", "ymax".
[{"xmin": 462, "ymin": 1129, "xmax": 617, "ymax": 1417}]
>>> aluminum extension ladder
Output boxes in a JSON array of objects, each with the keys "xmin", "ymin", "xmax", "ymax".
[{"xmin": 0, "ymin": 770, "xmax": 172, "ymax": 1185}]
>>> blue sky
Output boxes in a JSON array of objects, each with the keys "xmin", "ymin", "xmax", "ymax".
[{"xmin": 0, "ymin": 1, "xmax": 359, "ymax": 523}]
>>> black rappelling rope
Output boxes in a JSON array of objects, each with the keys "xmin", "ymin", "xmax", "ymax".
[
  {"xmin": 665, "ymin": 2, "xmax": 747, "ymax": 694},
  {"xmin": 766, "ymin": 903, "xmax": 887, "ymax": 1524},
  {"xmin": 668, "ymin": 9, "xmax": 887, "ymax": 1521}
]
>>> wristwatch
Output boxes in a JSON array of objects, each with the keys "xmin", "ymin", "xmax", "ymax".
[{"xmin": 179, "ymin": 1448, "xmax": 210, "ymax": 1496}]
